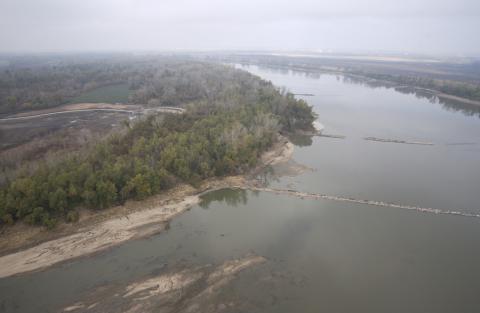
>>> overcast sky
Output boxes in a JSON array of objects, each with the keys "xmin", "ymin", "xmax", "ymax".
[{"xmin": 1, "ymin": 0, "xmax": 479, "ymax": 56}]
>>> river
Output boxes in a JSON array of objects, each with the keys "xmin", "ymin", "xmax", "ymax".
[{"xmin": 1, "ymin": 65, "xmax": 480, "ymax": 312}]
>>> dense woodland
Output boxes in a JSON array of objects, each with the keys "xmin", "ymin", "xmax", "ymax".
[
  {"xmin": 0, "ymin": 55, "xmax": 308, "ymax": 113},
  {"xmin": 0, "ymin": 59, "xmax": 315, "ymax": 227},
  {"xmin": 0, "ymin": 55, "xmax": 211, "ymax": 113},
  {"xmin": 0, "ymin": 56, "xmax": 129, "ymax": 113}
]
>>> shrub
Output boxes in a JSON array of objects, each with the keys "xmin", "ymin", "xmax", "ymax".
[{"xmin": 65, "ymin": 210, "xmax": 80, "ymax": 223}]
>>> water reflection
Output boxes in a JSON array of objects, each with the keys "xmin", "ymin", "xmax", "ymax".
[
  {"xmin": 286, "ymin": 133, "xmax": 313, "ymax": 147},
  {"xmin": 2, "ymin": 63, "xmax": 480, "ymax": 313},
  {"xmin": 255, "ymin": 165, "xmax": 278, "ymax": 186},
  {"xmin": 239, "ymin": 64, "xmax": 480, "ymax": 118},
  {"xmin": 343, "ymin": 75, "xmax": 480, "ymax": 117},
  {"xmin": 239, "ymin": 63, "xmax": 480, "ymax": 214},
  {"xmin": 199, "ymin": 188, "xmax": 251, "ymax": 209},
  {"xmin": 439, "ymin": 97, "xmax": 480, "ymax": 117}
]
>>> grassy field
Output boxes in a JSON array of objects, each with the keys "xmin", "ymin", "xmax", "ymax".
[{"xmin": 69, "ymin": 83, "xmax": 131, "ymax": 104}]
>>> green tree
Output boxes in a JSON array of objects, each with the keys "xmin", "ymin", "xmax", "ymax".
[{"xmin": 95, "ymin": 180, "xmax": 117, "ymax": 209}]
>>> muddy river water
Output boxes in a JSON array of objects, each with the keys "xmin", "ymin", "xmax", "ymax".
[{"xmin": 1, "ymin": 65, "xmax": 480, "ymax": 312}]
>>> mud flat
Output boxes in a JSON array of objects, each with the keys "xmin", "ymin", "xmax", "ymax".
[
  {"xmin": 61, "ymin": 255, "xmax": 266, "ymax": 313},
  {"xmin": 0, "ymin": 136, "xmax": 293, "ymax": 278},
  {"xmin": 364, "ymin": 136, "xmax": 434, "ymax": 146},
  {"xmin": 260, "ymin": 137, "xmax": 294, "ymax": 166}
]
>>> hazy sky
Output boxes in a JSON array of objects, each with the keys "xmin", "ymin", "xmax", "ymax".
[{"xmin": 1, "ymin": 0, "xmax": 479, "ymax": 56}]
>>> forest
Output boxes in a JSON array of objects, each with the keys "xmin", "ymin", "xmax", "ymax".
[
  {"xmin": 0, "ymin": 59, "xmax": 316, "ymax": 228},
  {"xmin": 0, "ymin": 55, "xmax": 298, "ymax": 113}
]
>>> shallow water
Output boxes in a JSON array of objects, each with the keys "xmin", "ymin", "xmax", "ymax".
[
  {"xmin": 1, "ymin": 65, "xmax": 480, "ymax": 312},
  {"xmin": 242, "ymin": 65, "xmax": 480, "ymax": 214}
]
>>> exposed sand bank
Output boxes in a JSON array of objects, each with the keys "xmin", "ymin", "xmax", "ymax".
[
  {"xmin": 0, "ymin": 136, "xmax": 293, "ymax": 278},
  {"xmin": 0, "ymin": 195, "xmax": 200, "ymax": 278},
  {"xmin": 61, "ymin": 254, "xmax": 266, "ymax": 313}
]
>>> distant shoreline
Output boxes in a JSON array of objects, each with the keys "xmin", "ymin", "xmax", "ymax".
[{"xmin": 237, "ymin": 61, "xmax": 480, "ymax": 108}]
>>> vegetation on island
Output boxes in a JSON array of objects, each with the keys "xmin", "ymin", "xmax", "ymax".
[{"xmin": 0, "ymin": 61, "xmax": 315, "ymax": 228}]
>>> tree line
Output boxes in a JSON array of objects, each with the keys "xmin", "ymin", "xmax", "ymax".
[
  {"xmin": 0, "ymin": 55, "xmax": 317, "ymax": 114},
  {"xmin": 0, "ymin": 55, "xmax": 235, "ymax": 114},
  {"xmin": 350, "ymin": 71, "xmax": 480, "ymax": 102},
  {"xmin": 0, "ymin": 61, "xmax": 315, "ymax": 228}
]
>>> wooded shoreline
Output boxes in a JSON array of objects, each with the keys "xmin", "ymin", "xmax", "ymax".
[{"xmin": 0, "ymin": 136, "xmax": 293, "ymax": 277}]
